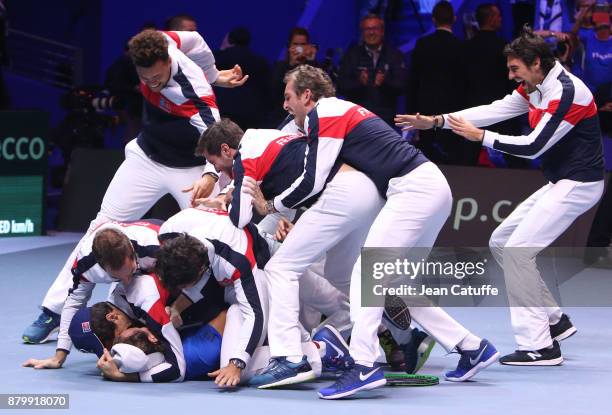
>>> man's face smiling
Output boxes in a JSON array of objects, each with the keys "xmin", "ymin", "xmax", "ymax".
[
  {"xmin": 507, "ymin": 57, "xmax": 544, "ymax": 91},
  {"xmin": 203, "ymin": 144, "xmax": 235, "ymax": 177},
  {"xmin": 283, "ymin": 79, "xmax": 311, "ymax": 128},
  {"xmin": 136, "ymin": 58, "xmax": 172, "ymax": 92}
]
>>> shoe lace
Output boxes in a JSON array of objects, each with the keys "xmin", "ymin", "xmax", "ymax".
[
  {"xmin": 254, "ymin": 358, "xmax": 279, "ymax": 376},
  {"xmin": 329, "ymin": 367, "xmax": 360, "ymax": 389},
  {"xmin": 33, "ymin": 312, "xmax": 54, "ymax": 326}
]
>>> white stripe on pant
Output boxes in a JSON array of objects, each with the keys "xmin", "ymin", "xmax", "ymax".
[{"xmin": 489, "ymin": 178, "xmax": 604, "ymax": 350}]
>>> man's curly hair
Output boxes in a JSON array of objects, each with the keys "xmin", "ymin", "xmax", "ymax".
[
  {"xmin": 155, "ymin": 234, "xmax": 209, "ymax": 292},
  {"xmin": 128, "ymin": 30, "xmax": 169, "ymax": 68}
]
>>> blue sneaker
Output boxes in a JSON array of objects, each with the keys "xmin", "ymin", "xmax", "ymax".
[
  {"xmin": 402, "ymin": 328, "xmax": 436, "ymax": 374},
  {"xmin": 249, "ymin": 356, "xmax": 315, "ymax": 389},
  {"xmin": 22, "ymin": 308, "xmax": 60, "ymax": 344},
  {"xmin": 445, "ymin": 339, "xmax": 500, "ymax": 382},
  {"xmin": 313, "ymin": 325, "xmax": 354, "ymax": 372},
  {"xmin": 318, "ymin": 364, "xmax": 386, "ymax": 399}
]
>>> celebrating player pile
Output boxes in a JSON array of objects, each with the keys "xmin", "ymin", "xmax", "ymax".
[{"xmin": 21, "ymin": 27, "xmax": 604, "ymax": 401}]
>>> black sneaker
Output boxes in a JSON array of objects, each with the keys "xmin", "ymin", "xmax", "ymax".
[
  {"xmin": 401, "ymin": 328, "xmax": 436, "ymax": 374},
  {"xmin": 550, "ymin": 314, "xmax": 577, "ymax": 342},
  {"xmin": 378, "ymin": 329, "xmax": 400, "ymax": 368},
  {"xmin": 499, "ymin": 340, "xmax": 563, "ymax": 366}
]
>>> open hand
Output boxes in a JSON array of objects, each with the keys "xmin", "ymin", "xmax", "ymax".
[
  {"xmin": 22, "ymin": 356, "xmax": 63, "ymax": 370},
  {"xmin": 208, "ymin": 364, "xmax": 241, "ymax": 388},
  {"xmin": 447, "ymin": 114, "xmax": 484, "ymax": 142},
  {"xmin": 394, "ymin": 113, "xmax": 435, "ymax": 130},
  {"xmin": 216, "ymin": 65, "xmax": 249, "ymax": 88}
]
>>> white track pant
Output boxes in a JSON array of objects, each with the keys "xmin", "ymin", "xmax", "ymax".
[
  {"xmin": 299, "ymin": 262, "xmax": 351, "ymax": 338},
  {"xmin": 266, "ymin": 170, "xmax": 385, "ymax": 358},
  {"xmin": 41, "ymin": 139, "xmax": 217, "ymax": 314},
  {"xmin": 349, "ymin": 162, "xmax": 474, "ymax": 364},
  {"xmin": 221, "ymin": 304, "xmax": 322, "ymax": 382},
  {"xmin": 489, "ymin": 179, "xmax": 604, "ymax": 350}
]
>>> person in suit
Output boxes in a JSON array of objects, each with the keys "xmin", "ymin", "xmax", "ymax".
[
  {"xmin": 464, "ymin": 3, "xmax": 528, "ymax": 167},
  {"xmin": 407, "ymin": 1, "xmax": 469, "ymax": 165},
  {"xmin": 336, "ymin": 14, "xmax": 407, "ymax": 126}
]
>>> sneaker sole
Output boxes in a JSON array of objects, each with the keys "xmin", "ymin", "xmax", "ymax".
[
  {"xmin": 257, "ymin": 370, "xmax": 316, "ymax": 389},
  {"xmin": 445, "ymin": 351, "xmax": 500, "ymax": 382},
  {"xmin": 413, "ymin": 338, "xmax": 436, "ymax": 374},
  {"xmin": 22, "ymin": 326, "xmax": 59, "ymax": 344},
  {"xmin": 552, "ymin": 327, "xmax": 577, "ymax": 342},
  {"xmin": 318, "ymin": 378, "xmax": 387, "ymax": 400},
  {"xmin": 499, "ymin": 356, "xmax": 563, "ymax": 366}
]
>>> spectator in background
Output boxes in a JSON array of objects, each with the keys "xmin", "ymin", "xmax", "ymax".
[
  {"xmin": 464, "ymin": 3, "xmax": 528, "ymax": 167},
  {"xmin": 572, "ymin": 0, "xmax": 596, "ymax": 37},
  {"xmin": 533, "ymin": 0, "xmax": 577, "ymax": 59},
  {"xmin": 534, "ymin": 0, "xmax": 574, "ymax": 35},
  {"xmin": 407, "ymin": 1, "xmax": 469, "ymax": 165},
  {"xmin": 165, "ymin": 14, "xmax": 197, "ymax": 32},
  {"xmin": 269, "ymin": 27, "xmax": 320, "ymax": 126},
  {"xmin": 214, "ymin": 27, "xmax": 271, "ymax": 129},
  {"xmin": 574, "ymin": 3, "xmax": 611, "ymax": 93},
  {"xmin": 337, "ymin": 14, "xmax": 406, "ymax": 126}
]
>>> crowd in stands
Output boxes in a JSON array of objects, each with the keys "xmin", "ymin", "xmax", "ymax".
[{"xmin": 101, "ymin": 1, "xmax": 610, "ymax": 169}]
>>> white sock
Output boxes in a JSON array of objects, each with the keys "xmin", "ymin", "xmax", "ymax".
[
  {"xmin": 457, "ymin": 333, "xmax": 481, "ymax": 351},
  {"xmin": 286, "ymin": 355, "xmax": 303, "ymax": 363},
  {"xmin": 312, "ymin": 341, "xmax": 326, "ymax": 358}
]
